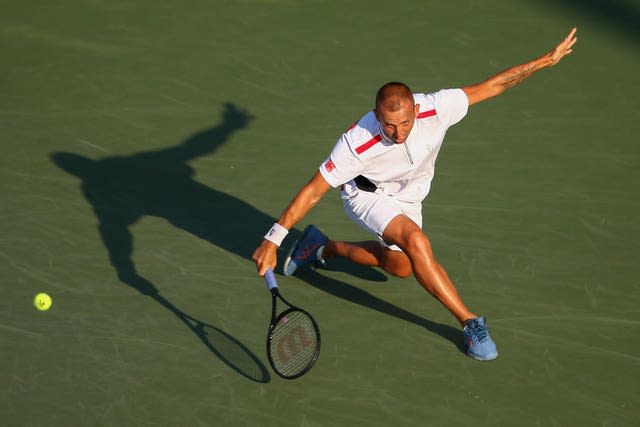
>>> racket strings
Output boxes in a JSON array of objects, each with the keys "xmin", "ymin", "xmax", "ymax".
[{"xmin": 269, "ymin": 310, "xmax": 318, "ymax": 376}]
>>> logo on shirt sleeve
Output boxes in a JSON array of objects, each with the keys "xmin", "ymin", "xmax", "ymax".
[{"xmin": 324, "ymin": 159, "xmax": 335, "ymax": 172}]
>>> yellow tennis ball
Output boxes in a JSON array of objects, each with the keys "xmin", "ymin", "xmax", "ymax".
[{"xmin": 34, "ymin": 293, "xmax": 52, "ymax": 311}]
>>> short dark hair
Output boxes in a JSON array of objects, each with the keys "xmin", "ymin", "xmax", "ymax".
[{"xmin": 375, "ymin": 82, "xmax": 413, "ymax": 111}]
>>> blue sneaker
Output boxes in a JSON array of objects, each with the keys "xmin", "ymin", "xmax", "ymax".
[
  {"xmin": 283, "ymin": 225, "xmax": 329, "ymax": 276},
  {"xmin": 463, "ymin": 317, "xmax": 498, "ymax": 361}
]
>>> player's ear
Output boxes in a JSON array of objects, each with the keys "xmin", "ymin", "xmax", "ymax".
[{"xmin": 414, "ymin": 104, "xmax": 419, "ymax": 116}]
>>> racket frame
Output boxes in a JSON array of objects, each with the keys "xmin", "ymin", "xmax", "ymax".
[{"xmin": 264, "ymin": 269, "xmax": 321, "ymax": 379}]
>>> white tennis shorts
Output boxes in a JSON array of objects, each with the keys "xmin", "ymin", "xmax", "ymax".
[{"xmin": 340, "ymin": 181, "xmax": 422, "ymax": 251}]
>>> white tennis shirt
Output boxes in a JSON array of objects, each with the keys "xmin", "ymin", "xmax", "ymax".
[{"xmin": 319, "ymin": 88, "xmax": 469, "ymax": 203}]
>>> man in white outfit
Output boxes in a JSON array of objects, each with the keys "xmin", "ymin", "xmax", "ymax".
[{"xmin": 253, "ymin": 28, "xmax": 578, "ymax": 360}]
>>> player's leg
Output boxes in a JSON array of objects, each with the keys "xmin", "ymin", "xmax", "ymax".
[
  {"xmin": 322, "ymin": 240, "xmax": 412, "ymax": 278},
  {"xmin": 381, "ymin": 214, "xmax": 475, "ymax": 326},
  {"xmin": 382, "ymin": 215, "xmax": 498, "ymax": 360},
  {"xmin": 282, "ymin": 227, "xmax": 412, "ymax": 278},
  {"xmin": 318, "ymin": 185, "xmax": 415, "ymax": 277},
  {"xmin": 283, "ymin": 186, "xmax": 414, "ymax": 276}
]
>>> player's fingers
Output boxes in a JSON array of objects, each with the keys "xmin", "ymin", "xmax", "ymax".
[
  {"xmin": 259, "ymin": 265, "xmax": 274, "ymax": 277},
  {"xmin": 252, "ymin": 252, "xmax": 264, "ymax": 274},
  {"xmin": 257, "ymin": 259, "xmax": 275, "ymax": 277},
  {"xmin": 559, "ymin": 28, "xmax": 576, "ymax": 49}
]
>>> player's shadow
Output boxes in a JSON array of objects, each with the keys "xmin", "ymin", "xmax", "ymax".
[
  {"xmin": 50, "ymin": 102, "xmax": 464, "ymax": 376},
  {"xmin": 51, "ymin": 103, "xmax": 271, "ymax": 382},
  {"xmin": 299, "ymin": 270, "xmax": 465, "ymax": 353}
]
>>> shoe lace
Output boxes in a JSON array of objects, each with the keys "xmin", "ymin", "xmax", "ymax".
[{"xmin": 468, "ymin": 320, "xmax": 488, "ymax": 343}]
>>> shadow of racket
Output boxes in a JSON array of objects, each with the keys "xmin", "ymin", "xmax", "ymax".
[{"xmin": 153, "ymin": 293, "xmax": 271, "ymax": 383}]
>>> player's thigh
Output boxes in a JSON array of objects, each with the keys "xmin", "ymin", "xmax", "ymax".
[
  {"xmin": 382, "ymin": 214, "xmax": 434, "ymax": 258},
  {"xmin": 341, "ymin": 189, "xmax": 422, "ymax": 249}
]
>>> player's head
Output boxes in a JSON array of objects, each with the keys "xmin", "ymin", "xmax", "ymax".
[{"xmin": 374, "ymin": 82, "xmax": 419, "ymax": 144}]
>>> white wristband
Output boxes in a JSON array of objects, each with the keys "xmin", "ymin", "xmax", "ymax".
[{"xmin": 264, "ymin": 223, "xmax": 289, "ymax": 246}]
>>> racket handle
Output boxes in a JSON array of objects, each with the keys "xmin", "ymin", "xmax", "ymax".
[{"xmin": 264, "ymin": 268, "xmax": 278, "ymax": 291}]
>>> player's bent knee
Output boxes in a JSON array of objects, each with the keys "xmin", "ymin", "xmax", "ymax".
[{"xmin": 402, "ymin": 228, "xmax": 432, "ymax": 255}]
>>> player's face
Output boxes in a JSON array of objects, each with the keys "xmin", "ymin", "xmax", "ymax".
[{"xmin": 376, "ymin": 102, "xmax": 419, "ymax": 144}]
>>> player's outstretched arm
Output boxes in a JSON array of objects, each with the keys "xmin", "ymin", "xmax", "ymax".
[
  {"xmin": 252, "ymin": 171, "xmax": 331, "ymax": 276},
  {"xmin": 463, "ymin": 27, "xmax": 578, "ymax": 106}
]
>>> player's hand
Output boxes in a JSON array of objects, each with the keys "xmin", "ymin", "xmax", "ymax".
[
  {"xmin": 252, "ymin": 240, "xmax": 278, "ymax": 276},
  {"xmin": 548, "ymin": 27, "xmax": 578, "ymax": 66}
]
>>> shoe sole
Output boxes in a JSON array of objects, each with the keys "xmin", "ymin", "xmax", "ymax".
[
  {"xmin": 283, "ymin": 225, "xmax": 324, "ymax": 276},
  {"xmin": 282, "ymin": 238, "xmax": 300, "ymax": 276},
  {"xmin": 467, "ymin": 351, "xmax": 499, "ymax": 361}
]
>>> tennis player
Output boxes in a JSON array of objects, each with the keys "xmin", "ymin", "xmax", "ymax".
[{"xmin": 253, "ymin": 28, "xmax": 578, "ymax": 361}]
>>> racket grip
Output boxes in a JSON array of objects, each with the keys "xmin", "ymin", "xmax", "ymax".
[{"xmin": 264, "ymin": 268, "xmax": 278, "ymax": 291}]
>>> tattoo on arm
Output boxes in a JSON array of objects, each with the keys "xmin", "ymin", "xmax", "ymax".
[
  {"xmin": 500, "ymin": 62, "xmax": 539, "ymax": 89},
  {"xmin": 466, "ymin": 54, "xmax": 550, "ymax": 104}
]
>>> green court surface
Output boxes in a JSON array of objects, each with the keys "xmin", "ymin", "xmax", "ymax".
[{"xmin": 2, "ymin": 1, "xmax": 639, "ymax": 426}]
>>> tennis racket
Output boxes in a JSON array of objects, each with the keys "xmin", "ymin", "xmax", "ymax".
[{"xmin": 263, "ymin": 268, "xmax": 320, "ymax": 379}]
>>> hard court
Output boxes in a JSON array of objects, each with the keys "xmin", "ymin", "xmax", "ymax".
[{"xmin": 1, "ymin": 1, "xmax": 639, "ymax": 426}]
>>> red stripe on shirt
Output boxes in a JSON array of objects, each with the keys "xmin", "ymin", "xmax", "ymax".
[
  {"xmin": 355, "ymin": 134, "xmax": 383, "ymax": 154},
  {"xmin": 417, "ymin": 109, "xmax": 437, "ymax": 119}
]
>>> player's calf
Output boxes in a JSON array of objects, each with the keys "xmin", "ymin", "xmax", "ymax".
[{"xmin": 380, "ymin": 249, "xmax": 412, "ymax": 278}]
